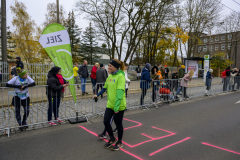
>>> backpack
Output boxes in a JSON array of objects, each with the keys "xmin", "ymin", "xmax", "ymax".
[{"xmin": 221, "ymin": 70, "xmax": 226, "ymax": 78}]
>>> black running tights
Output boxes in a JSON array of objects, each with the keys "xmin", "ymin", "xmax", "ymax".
[{"xmin": 104, "ymin": 108, "xmax": 124, "ymax": 141}]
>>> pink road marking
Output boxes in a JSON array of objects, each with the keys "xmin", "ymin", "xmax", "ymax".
[
  {"xmin": 79, "ymin": 125, "xmax": 145, "ymax": 160},
  {"xmin": 202, "ymin": 142, "xmax": 240, "ymax": 155},
  {"xmin": 123, "ymin": 118, "xmax": 142, "ymax": 130},
  {"xmin": 141, "ymin": 133, "xmax": 155, "ymax": 139},
  {"xmin": 122, "ymin": 126, "xmax": 176, "ymax": 148},
  {"xmin": 120, "ymin": 148, "xmax": 144, "ymax": 160},
  {"xmin": 149, "ymin": 137, "xmax": 191, "ymax": 156},
  {"xmin": 152, "ymin": 126, "xmax": 175, "ymax": 134}
]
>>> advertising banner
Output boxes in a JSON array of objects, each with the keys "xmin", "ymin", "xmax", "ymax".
[
  {"xmin": 39, "ymin": 23, "xmax": 76, "ymax": 103},
  {"xmin": 187, "ymin": 60, "xmax": 198, "ymax": 78}
]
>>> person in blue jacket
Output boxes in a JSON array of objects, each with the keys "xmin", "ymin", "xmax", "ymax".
[
  {"xmin": 205, "ymin": 69, "xmax": 213, "ymax": 95},
  {"xmin": 140, "ymin": 63, "xmax": 152, "ymax": 107}
]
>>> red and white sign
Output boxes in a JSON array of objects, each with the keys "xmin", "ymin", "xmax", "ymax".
[{"xmin": 187, "ymin": 60, "xmax": 198, "ymax": 78}]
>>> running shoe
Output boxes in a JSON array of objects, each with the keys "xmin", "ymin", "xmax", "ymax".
[
  {"xmin": 48, "ymin": 121, "xmax": 57, "ymax": 126},
  {"xmin": 104, "ymin": 138, "xmax": 117, "ymax": 148},
  {"xmin": 56, "ymin": 118, "xmax": 63, "ymax": 123},
  {"xmin": 98, "ymin": 133, "xmax": 107, "ymax": 139},
  {"xmin": 19, "ymin": 125, "xmax": 24, "ymax": 131},
  {"xmin": 22, "ymin": 122, "xmax": 28, "ymax": 129},
  {"xmin": 111, "ymin": 142, "xmax": 123, "ymax": 151}
]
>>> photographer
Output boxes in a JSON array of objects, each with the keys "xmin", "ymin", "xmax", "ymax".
[
  {"xmin": 6, "ymin": 69, "xmax": 35, "ymax": 131},
  {"xmin": 46, "ymin": 67, "xmax": 69, "ymax": 126}
]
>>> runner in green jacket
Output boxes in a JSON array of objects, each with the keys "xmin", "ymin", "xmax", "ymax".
[{"xmin": 93, "ymin": 59, "xmax": 126, "ymax": 151}]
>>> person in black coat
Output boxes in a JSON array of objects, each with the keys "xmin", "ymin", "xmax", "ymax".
[
  {"xmin": 47, "ymin": 66, "xmax": 69, "ymax": 126},
  {"xmin": 164, "ymin": 65, "xmax": 169, "ymax": 79},
  {"xmin": 135, "ymin": 65, "xmax": 142, "ymax": 80},
  {"xmin": 15, "ymin": 57, "xmax": 24, "ymax": 69},
  {"xmin": 172, "ymin": 70, "xmax": 178, "ymax": 91}
]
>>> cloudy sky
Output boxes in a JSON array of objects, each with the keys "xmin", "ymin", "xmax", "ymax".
[
  {"xmin": 4, "ymin": 0, "xmax": 240, "ymax": 33},
  {"xmin": 2, "ymin": 0, "xmax": 240, "ymax": 59}
]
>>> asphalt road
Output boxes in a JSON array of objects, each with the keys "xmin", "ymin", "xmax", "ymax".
[{"xmin": 1, "ymin": 91, "xmax": 240, "ymax": 160}]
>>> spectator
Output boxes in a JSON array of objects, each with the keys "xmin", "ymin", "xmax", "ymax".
[
  {"xmin": 176, "ymin": 65, "xmax": 185, "ymax": 95},
  {"xmin": 160, "ymin": 67, "xmax": 164, "ymax": 78},
  {"xmin": 229, "ymin": 69, "xmax": 238, "ymax": 91},
  {"xmin": 236, "ymin": 69, "xmax": 240, "ymax": 90},
  {"xmin": 15, "ymin": 57, "xmax": 24, "ymax": 69},
  {"xmin": 46, "ymin": 67, "xmax": 69, "ymax": 126},
  {"xmin": 178, "ymin": 65, "xmax": 185, "ymax": 78},
  {"xmin": 172, "ymin": 70, "xmax": 178, "ymax": 92},
  {"xmin": 102, "ymin": 65, "xmax": 108, "ymax": 76},
  {"xmin": 6, "ymin": 68, "xmax": 35, "ymax": 131},
  {"xmin": 11, "ymin": 65, "xmax": 18, "ymax": 78},
  {"xmin": 140, "ymin": 63, "xmax": 152, "ymax": 107},
  {"xmin": 151, "ymin": 69, "xmax": 161, "ymax": 106},
  {"xmin": 223, "ymin": 66, "xmax": 230, "ymax": 92},
  {"xmin": 0, "ymin": 71, "xmax": 1, "ymax": 82},
  {"xmin": 180, "ymin": 70, "xmax": 194, "ymax": 99},
  {"xmin": 233, "ymin": 68, "xmax": 239, "ymax": 91},
  {"xmin": 73, "ymin": 62, "xmax": 80, "ymax": 89},
  {"xmin": 201, "ymin": 69, "xmax": 204, "ymax": 79},
  {"xmin": 96, "ymin": 64, "xmax": 108, "ymax": 98},
  {"xmin": 78, "ymin": 60, "xmax": 89, "ymax": 95},
  {"xmin": 90, "ymin": 63, "xmax": 99, "ymax": 94},
  {"xmin": 151, "ymin": 66, "xmax": 159, "ymax": 79},
  {"xmin": 205, "ymin": 69, "xmax": 213, "ymax": 95},
  {"xmin": 135, "ymin": 65, "xmax": 142, "ymax": 80},
  {"xmin": 164, "ymin": 65, "xmax": 169, "ymax": 79},
  {"xmin": 124, "ymin": 63, "xmax": 131, "ymax": 98}
]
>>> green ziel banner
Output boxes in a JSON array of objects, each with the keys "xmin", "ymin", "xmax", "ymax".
[{"xmin": 39, "ymin": 23, "xmax": 76, "ymax": 103}]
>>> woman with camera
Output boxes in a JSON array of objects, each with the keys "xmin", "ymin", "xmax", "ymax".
[{"xmin": 47, "ymin": 66, "xmax": 69, "ymax": 126}]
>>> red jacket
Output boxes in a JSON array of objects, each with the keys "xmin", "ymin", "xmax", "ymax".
[{"xmin": 90, "ymin": 66, "xmax": 98, "ymax": 79}]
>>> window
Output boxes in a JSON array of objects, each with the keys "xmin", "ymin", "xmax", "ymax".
[
  {"xmin": 204, "ymin": 38, "xmax": 207, "ymax": 43},
  {"xmin": 221, "ymin": 36, "xmax": 225, "ymax": 40},
  {"xmin": 210, "ymin": 46, "xmax": 213, "ymax": 51},
  {"xmin": 215, "ymin": 37, "xmax": 219, "ymax": 41},
  {"xmin": 215, "ymin": 45, "xmax": 219, "ymax": 51},
  {"xmin": 228, "ymin": 35, "xmax": 232, "ymax": 40},
  {"xmin": 228, "ymin": 43, "xmax": 231, "ymax": 50},
  {"xmin": 203, "ymin": 46, "xmax": 207, "ymax": 51},
  {"xmin": 198, "ymin": 47, "xmax": 202, "ymax": 52},
  {"xmin": 210, "ymin": 37, "xmax": 213, "ymax": 42},
  {"xmin": 221, "ymin": 44, "xmax": 225, "ymax": 50}
]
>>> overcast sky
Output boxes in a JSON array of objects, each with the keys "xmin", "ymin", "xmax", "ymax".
[
  {"xmin": 4, "ymin": 0, "xmax": 240, "ymax": 34},
  {"xmin": 2, "ymin": 0, "xmax": 240, "ymax": 60}
]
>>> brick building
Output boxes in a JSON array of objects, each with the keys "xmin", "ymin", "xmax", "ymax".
[{"xmin": 195, "ymin": 31, "xmax": 240, "ymax": 68}]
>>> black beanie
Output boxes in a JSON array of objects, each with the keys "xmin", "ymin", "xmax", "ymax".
[
  {"xmin": 16, "ymin": 57, "xmax": 21, "ymax": 61},
  {"xmin": 100, "ymin": 63, "xmax": 103, "ymax": 67},
  {"xmin": 49, "ymin": 66, "xmax": 61, "ymax": 75}
]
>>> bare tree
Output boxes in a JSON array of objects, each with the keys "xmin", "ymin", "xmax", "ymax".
[
  {"xmin": 184, "ymin": 0, "xmax": 222, "ymax": 58},
  {"xmin": 219, "ymin": 11, "xmax": 240, "ymax": 67}
]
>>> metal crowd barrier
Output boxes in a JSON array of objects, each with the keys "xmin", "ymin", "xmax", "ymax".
[{"xmin": 1, "ymin": 77, "xmax": 239, "ymax": 137}]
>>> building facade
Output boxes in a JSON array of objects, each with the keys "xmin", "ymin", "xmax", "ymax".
[{"xmin": 195, "ymin": 32, "xmax": 240, "ymax": 68}]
